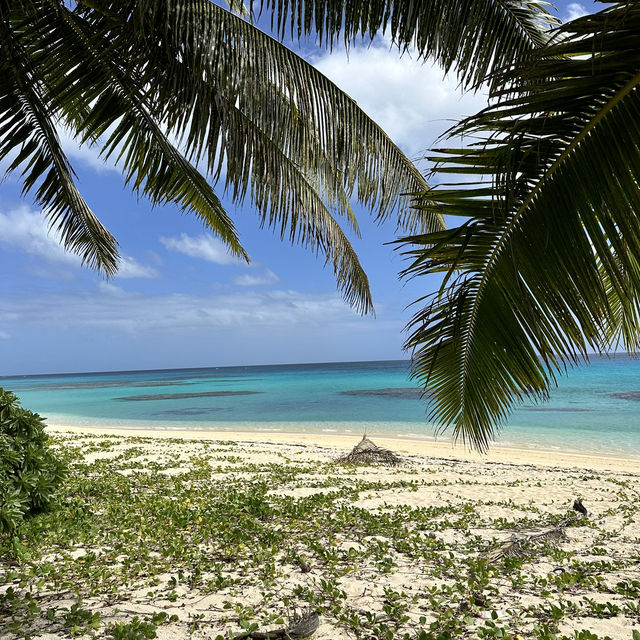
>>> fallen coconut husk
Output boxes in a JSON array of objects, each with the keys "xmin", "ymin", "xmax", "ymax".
[{"xmin": 337, "ymin": 435, "xmax": 402, "ymax": 466}]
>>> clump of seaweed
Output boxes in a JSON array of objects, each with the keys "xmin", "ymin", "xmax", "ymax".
[{"xmin": 337, "ymin": 435, "xmax": 402, "ymax": 466}]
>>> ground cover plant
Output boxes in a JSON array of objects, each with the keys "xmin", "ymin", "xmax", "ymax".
[
  {"xmin": 0, "ymin": 389, "xmax": 66, "ymax": 535},
  {"xmin": 0, "ymin": 432, "xmax": 639, "ymax": 639}
]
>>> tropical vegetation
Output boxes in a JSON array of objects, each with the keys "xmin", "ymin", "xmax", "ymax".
[
  {"xmin": 0, "ymin": 388, "xmax": 66, "ymax": 534},
  {"xmin": 2, "ymin": 431, "xmax": 638, "ymax": 638}
]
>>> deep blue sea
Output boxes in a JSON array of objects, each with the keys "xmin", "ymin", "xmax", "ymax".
[{"xmin": 2, "ymin": 358, "xmax": 639, "ymax": 457}]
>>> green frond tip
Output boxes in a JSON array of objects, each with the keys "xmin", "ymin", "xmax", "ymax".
[{"xmin": 400, "ymin": 1, "xmax": 640, "ymax": 450}]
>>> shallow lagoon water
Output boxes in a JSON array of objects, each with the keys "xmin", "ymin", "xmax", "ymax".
[{"xmin": 2, "ymin": 357, "xmax": 639, "ymax": 457}]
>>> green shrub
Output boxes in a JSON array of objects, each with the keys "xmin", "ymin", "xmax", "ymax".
[{"xmin": 0, "ymin": 388, "xmax": 66, "ymax": 534}]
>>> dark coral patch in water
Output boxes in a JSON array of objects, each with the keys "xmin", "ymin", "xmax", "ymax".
[
  {"xmin": 609, "ymin": 392, "xmax": 640, "ymax": 401},
  {"xmin": 340, "ymin": 388, "xmax": 423, "ymax": 399},
  {"xmin": 116, "ymin": 391, "xmax": 262, "ymax": 402}
]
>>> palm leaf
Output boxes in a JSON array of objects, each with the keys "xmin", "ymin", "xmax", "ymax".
[
  {"xmin": 400, "ymin": 1, "xmax": 640, "ymax": 450},
  {"xmin": 97, "ymin": 0, "xmax": 436, "ymax": 233},
  {"xmin": 0, "ymin": 8, "xmax": 118, "ymax": 274},
  {"xmin": 3, "ymin": 0, "xmax": 439, "ymax": 310},
  {"xmin": 29, "ymin": 2, "xmax": 248, "ymax": 260},
  {"xmin": 66, "ymin": 0, "xmax": 372, "ymax": 305},
  {"xmin": 484, "ymin": 518, "xmax": 573, "ymax": 563},
  {"xmin": 256, "ymin": 0, "xmax": 559, "ymax": 90}
]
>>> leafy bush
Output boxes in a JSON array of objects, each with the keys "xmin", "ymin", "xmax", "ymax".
[{"xmin": 0, "ymin": 388, "xmax": 66, "ymax": 534}]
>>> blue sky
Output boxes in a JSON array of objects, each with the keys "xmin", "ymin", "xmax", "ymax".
[{"xmin": 0, "ymin": 1, "xmax": 595, "ymax": 375}]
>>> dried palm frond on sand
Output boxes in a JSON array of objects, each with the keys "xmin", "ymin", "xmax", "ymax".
[
  {"xmin": 483, "ymin": 506, "xmax": 588, "ymax": 563},
  {"xmin": 233, "ymin": 610, "xmax": 320, "ymax": 639},
  {"xmin": 337, "ymin": 435, "xmax": 402, "ymax": 466}
]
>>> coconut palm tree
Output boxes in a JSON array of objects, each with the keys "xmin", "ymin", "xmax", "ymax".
[
  {"xmin": 0, "ymin": 0, "xmax": 556, "ymax": 313},
  {"xmin": 401, "ymin": 1, "xmax": 640, "ymax": 450}
]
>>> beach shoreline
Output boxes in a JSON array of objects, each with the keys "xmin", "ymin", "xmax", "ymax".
[
  {"xmin": 10, "ymin": 357, "xmax": 640, "ymax": 463},
  {"xmin": 46, "ymin": 422, "xmax": 640, "ymax": 473},
  {"xmin": 9, "ymin": 425, "xmax": 637, "ymax": 639}
]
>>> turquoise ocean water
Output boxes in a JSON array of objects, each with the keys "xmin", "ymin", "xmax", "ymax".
[{"xmin": 2, "ymin": 357, "xmax": 639, "ymax": 457}]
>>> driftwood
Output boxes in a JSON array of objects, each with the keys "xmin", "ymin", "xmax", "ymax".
[
  {"xmin": 233, "ymin": 611, "xmax": 320, "ymax": 639},
  {"xmin": 484, "ymin": 499, "xmax": 590, "ymax": 563},
  {"xmin": 483, "ymin": 522, "xmax": 569, "ymax": 563},
  {"xmin": 337, "ymin": 435, "xmax": 402, "ymax": 466},
  {"xmin": 481, "ymin": 510, "xmax": 590, "ymax": 563}
]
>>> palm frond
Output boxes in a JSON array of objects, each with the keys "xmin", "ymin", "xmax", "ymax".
[
  {"xmin": 484, "ymin": 518, "xmax": 574, "ymax": 563},
  {"xmin": 100, "ymin": 0, "xmax": 436, "ymax": 233},
  {"xmin": 3, "ymin": 0, "xmax": 440, "ymax": 310},
  {"xmin": 206, "ymin": 95, "xmax": 373, "ymax": 311},
  {"xmin": 65, "ymin": 1, "xmax": 371, "ymax": 305},
  {"xmin": 0, "ymin": 8, "xmax": 118, "ymax": 274},
  {"xmin": 256, "ymin": 0, "xmax": 559, "ymax": 90},
  {"xmin": 37, "ymin": 3, "xmax": 248, "ymax": 260},
  {"xmin": 400, "ymin": 1, "xmax": 640, "ymax": 450}
]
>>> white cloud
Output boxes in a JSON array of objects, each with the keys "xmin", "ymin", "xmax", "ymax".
[
  {"xmin": 144, "ymin": 250, "xmax": 164, "ymax": 267},
  {"xmin": 116, "ymin": 256, "xmax": 160, "ymax": 279},
  {"xmin": 160, "ymin": 232, "xmax": 244, "ymax": 265},
  {"xmin": 565, "ymin": 3, "xmax": 589, "ymax": 21},
  {"xmin": 312, "ymin": 41, "xmax": 488, "ymax": 159},
  {"xmin": 234, "ymin": 269, "xmax": 279, "ymax": 286},
  {"xmin": 0, "ymin": 286, "xmax": 355, "ymax": 334},
  {"xmin": 0, "ymin": 206, "xmax": 81, "ymax": 266},
  {"xmin": 97, "ymin": 282, "xmax": 126, "ymax": 296},
  {"xmin": 0, "ymin": 330, "xmax": 9, "ymax": 340},
  {"xmin": 0, "ymin": 206, "xmax": 158, "ymax": 278},
  {"xmin": 58, "ymin": 127, "xmax": 120, "ymax": 174}
]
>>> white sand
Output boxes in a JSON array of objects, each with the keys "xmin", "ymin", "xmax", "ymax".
[
  {"xmin": 46, "ymin": 423, "xmax": 640, "ymax": 474},
  {"xmin": 25, "ymin": 425, "xmax": 640, "ymax": 639}
]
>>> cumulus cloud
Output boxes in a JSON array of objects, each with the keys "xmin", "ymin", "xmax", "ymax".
[
  {"xmin": 58, "ymin": 128, "xmax": 118, "ymax": 173},
  {"xmin": 234, "ymin": 269, "xmax": 279, "ymax": 286},
  {"xmin": 0, "ymin": 206, "xmax": 81, "ymax": 266},
  {"xmin": 117, "ymin": 256, "xmax": 160, "ymax": 279},
  {"xmin": 160, "ymin": 233, "xmax": 244, "ymax": 265},
  {"xmin": 565, "ymin": 3, "xmax": 589, "ymax": 21},
  {"xmin": 0, "ymin": 206, "xmax": 158, "ymax": 279},
  {"xmin": 312, "ymin": 41, "xmax": 488, "ymax": 159},
  {"xmin": 0, "ymin": 286, "xmax": 355, "ymax": 334}
]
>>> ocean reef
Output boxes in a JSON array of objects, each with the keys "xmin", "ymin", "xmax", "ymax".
[{"xmin": 610, "ymin": 391, "xmax": 640, "ymax": 402}]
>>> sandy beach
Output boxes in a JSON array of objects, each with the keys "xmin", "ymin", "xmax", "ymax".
[
  {"xmin": 2, "ymin": 425, "xmax": 639, "ymax": 639},
  {"xmin": 47, "ymin": 423, "xmax": 640, "ymax": 474}
]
